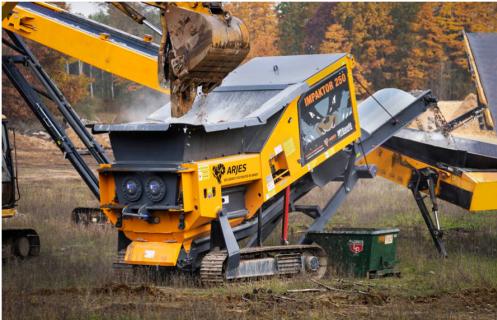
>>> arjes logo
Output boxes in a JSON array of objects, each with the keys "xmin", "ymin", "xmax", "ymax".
[
  {"xmin": 212, "ymin": 163, "xmax": 248, "ymax": 183},
  {"xmin": 227, "ymin": 164, "xmax": 247, "ymax": 175},
  {"xmin": 212, "ymin": 163, "xmax": 225, "ymax": 183}
]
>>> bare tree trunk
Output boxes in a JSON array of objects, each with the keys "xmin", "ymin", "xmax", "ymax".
[
  {"xmin": 89, "ymin": 65, "xmax": 94, "ymax": 98},
  {"xmin": 110, "ymin": 74, "xmax": 115, "ymax": 100}
]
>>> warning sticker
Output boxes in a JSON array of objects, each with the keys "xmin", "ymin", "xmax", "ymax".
[
  {"xmin": 144, "ymin": 250, "xmax": 155, "ymax": 259},
  {"xmin": 283, "ymin": 138, "xmax": 296, "ymax": 156},
  {"xmin": 385, "ymin": 234, "xmax": 393, "ymax": 245},
  {"xmin": 198, "ymin": 164, "xmax": 209, "ymax": 181},
  {"xmin": 266, "ymin": 174, "xmax": 275, "ymax": 191},
  {"xmin": 222, "ymin": 195, "xmax": 230, "ymax": 204}
]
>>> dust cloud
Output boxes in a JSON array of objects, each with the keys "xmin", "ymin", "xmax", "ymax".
[{"xmin": 117, "ymin": 90, "xmax": 170, "ymax": 123}]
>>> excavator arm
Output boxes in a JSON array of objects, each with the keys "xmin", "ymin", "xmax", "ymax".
[
  {"xmin": 2, "ymin": 2, "xmax": 250, "ymax": 116},
  {"xmin": 109, "ymin": 2, "xmax": 250, "ymax": 116}
]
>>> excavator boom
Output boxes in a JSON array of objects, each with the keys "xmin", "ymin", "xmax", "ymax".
[{"xmin": 2, "ymin": 2, "xmax": 250, "ymax": 116}]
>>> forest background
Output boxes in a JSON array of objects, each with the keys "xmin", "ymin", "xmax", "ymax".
[{"xmin": 3, "ymin": 2, "xmax": 497, "ymax": 127}]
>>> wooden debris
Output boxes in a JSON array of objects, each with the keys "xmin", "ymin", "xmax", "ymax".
[
  {"xmin": 286, "ymin": 288, "xmax": 326, "ymax": 293},
  {"xmin": 311, "ymin": 279, "xmax": 369, "ymax": 295}
]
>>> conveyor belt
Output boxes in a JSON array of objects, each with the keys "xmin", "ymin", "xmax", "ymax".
[
  {"xmin": 3, "ymin": 2, "xmax": 167, "ymax": 93},
  {"xmin": 384, "ymin": 128, "xmax": 497, "ymax": 170},
  {"xmin": 365, "ymin": 128, "xmax": 497, "ymax": 212},
  {"xmin": 18, "ymin": 2, "xmax": 159, "ymax": 57}
]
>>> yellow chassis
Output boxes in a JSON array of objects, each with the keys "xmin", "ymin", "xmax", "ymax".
[
  {"xmin": 98, "ymin": 55, "xmax": 361, "ymax": 266},
  {"xmin": 363, "ymin": 146, "xmax": 497, "ymax": 212}
]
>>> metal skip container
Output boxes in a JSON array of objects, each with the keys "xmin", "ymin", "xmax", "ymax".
[{"xmin": 307, "ymin": 228, "xmax": 400, "ymax": 278}]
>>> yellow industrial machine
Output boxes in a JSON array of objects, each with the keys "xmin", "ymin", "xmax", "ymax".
[
  {"xmin": 2, "ymin": 2, "xmax": 435, "ymax": 281},
  {"xmin": 2, "ymin": 116, "xmax": 40, "ymax": 258},
  {"xmin": 4, "ymin": 2, "xmax": 495, "ymax": 283},
  {"xmin": 93, "ymin": 54, "xmax": 433, "ymax": 282},
  {"xmin": 2, "ymin": 1, "xmax": 248, "ymax": 257}
]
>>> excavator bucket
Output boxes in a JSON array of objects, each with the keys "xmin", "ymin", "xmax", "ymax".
[{"xmin": 159, "ymin": 4, "xmax": 250, "ymax": 117}]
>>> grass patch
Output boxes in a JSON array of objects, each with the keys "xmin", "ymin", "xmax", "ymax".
[{"xmin": 3, "ymin": 176, "xmax": 497, "ymax": 319}]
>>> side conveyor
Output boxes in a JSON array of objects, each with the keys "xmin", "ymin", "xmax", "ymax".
[
  {"xmin": 363, "ymin": 128, "xmax": 497, "ymax": 257},
  {"xmin": 2, "ymin": 2, "xmax": 167, "ymax": 94}
]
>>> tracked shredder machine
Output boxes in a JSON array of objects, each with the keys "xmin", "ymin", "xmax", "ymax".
[{"xmin": 94, "ymin": 54, "xmax": 435, "ymax": 282}]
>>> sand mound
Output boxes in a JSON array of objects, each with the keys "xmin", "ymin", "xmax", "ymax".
[
  {"xmin": 66, "ymin": 128, "xmax": 111, "ymax": 149},
  {"xmin": 409, "ymin": 94, "xmax": 497, "ymax": 143},
  {"xmin": 453, "ymin": 93, "xmax": 478, "ymax": 118},
  {"xmin": 12, "ymin": 128, "xmax": 110, "ymax": 151},
  {"xmin": 14, "ymin": 131, "xmax": 57, "ymax": 151}
]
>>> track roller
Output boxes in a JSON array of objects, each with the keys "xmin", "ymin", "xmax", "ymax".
[
  {"xmin": 2, "ymin": 229, "xmax": 40, "ymax": 259},
  {"xmin": 71, "ymin": 207, "xmax": 108, "ymax": 226},
  {"xmin": 200, "ymin": 244, "xmax": 327, "ymax": 284}
]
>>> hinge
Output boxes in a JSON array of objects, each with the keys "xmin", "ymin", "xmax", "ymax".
[{"xmin": 7, "ymin": 11, "xmax": 35, "ymax": 34}]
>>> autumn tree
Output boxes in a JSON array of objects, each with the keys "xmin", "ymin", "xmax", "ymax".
[
  {"xmin": 463, "ymin": 2, "xmax": 497, "ymax": 32},
  {"xmin": 388, "ymin": 3, "xmax": 421, "ymax": 89},
  {"xmin": 319, "ymin": 23, "xmax": 370, "ymax": 96},
  {"xmin": 315, "ymin": 2, "xmax": 497, "ymax": 99},
  {"xmin": 303, "ymin": 2, "xmax": 338, "ymax": 54},
  {"xmin": 400, "ymin": 3, "xmax": 446, "ymax": 93},
  {"xmin": 434, "ymin": 2, "xmax": 497, "ymax": 98},
  {"xmin": 276, "ymin": 2, "xmax": 318, "ymax": 55},
  {"xmin": 225, "ymin": 2, "xmax": 279, "ymax": 59},
  {"xmin": 327, "ymin": 3, "xmax": 397, "ymax": 90}
]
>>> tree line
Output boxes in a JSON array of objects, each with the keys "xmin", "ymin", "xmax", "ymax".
[
  {"xmin": 3, "ymin": 2, "xmax": 497, "ymax": 126},
  {"xmin": 230, "ymin": 2, "xmax": 497, "ymax": 99}
]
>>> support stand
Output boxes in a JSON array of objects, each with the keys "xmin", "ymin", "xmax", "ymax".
[
  {"xmin": 210, "ymin": 210, "xmax": 240, "ymax": 276},
  {"xmin": 281, "ymin": 186, "xmax": 290, "ymax": 245},
  {"xmin": 256, "ymin": 208, "xmax": 263, "ymax": 247},
  {"xmin": 409, "ymin": 169, "xmax": 448, "ymax": 258},
  {"xmin": 300, "ymin": 147, "xmax": 376, "ymax": 244},
  {"xmin": 2, "ymin": 31, "xmax": 109, "ymax": 199}
]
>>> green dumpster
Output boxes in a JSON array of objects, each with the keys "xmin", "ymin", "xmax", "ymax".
[{"xmin": 307, "ymin": 228, "xmax": 400, "ymax": 278}]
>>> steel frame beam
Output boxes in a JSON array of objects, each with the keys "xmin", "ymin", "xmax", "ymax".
[
  {"xmin": 209, "ymin": 210, "xmax": 241, "ymax": 276},
  {"xmin": 2, "ymin": 31, "xmax": 109, "ymax": 199}
]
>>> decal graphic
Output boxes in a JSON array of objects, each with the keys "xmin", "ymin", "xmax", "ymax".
[
  {"xmin": 384, "ymin": 234, "xmax": 393, "ymax": 244},
  {"xmin": 198, "ymin": 164, "xmax": 209, "ymax": 181},
  {"xmin": 212, "ymin": 163, "xmax": 226, "ymax": 183},
  {"xmin": 348, "ymin": 240, "xmax": 364, "ymax": 254},
  {"xmin": 299, "ymin": 66, "xmax": 356, "ymax": 164}
]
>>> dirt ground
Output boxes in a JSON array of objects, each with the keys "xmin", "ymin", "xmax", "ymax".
[
  {"xmin": 2, "ymin": 101, "xmax": 497, "ymax": 319},
  {"xmin": 3, "ymin": 281, "xmax": 497, "ymax": 319}
]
